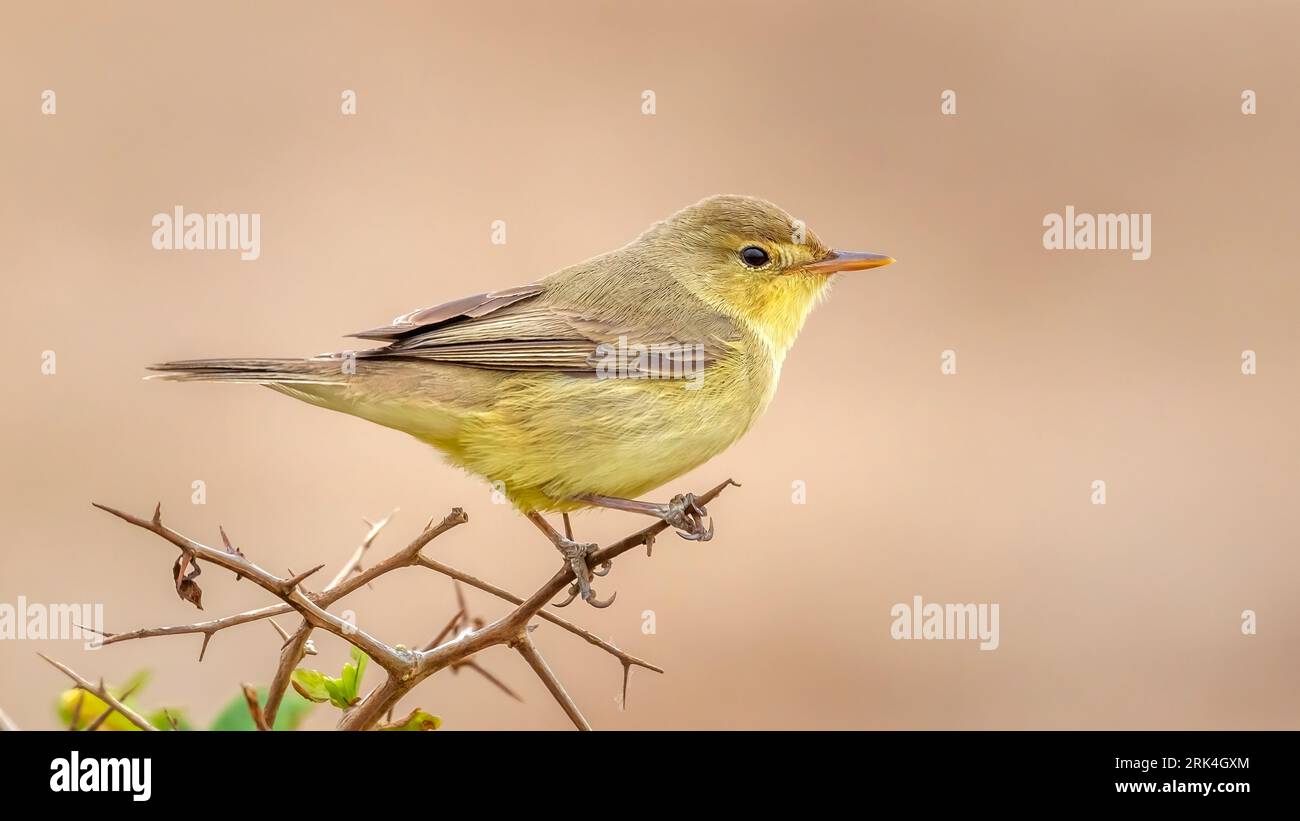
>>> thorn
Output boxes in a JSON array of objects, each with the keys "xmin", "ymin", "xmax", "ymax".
[
  {"xmin": 74, "ymin": 623, "xmax": 114, "ymax": 639},
  {"xmin": 621, "ymin": 661, "xmax": 632, "ymax": 711},
  {"xmin": 279, "ymin": 564, "xmax": 326, "ymax": 595},
  {"xmin": 461, "ymin": 660, "xmax": 524, "ymax": 703},
  {"xmin": 199, "ymin": 632, "xmax": 213, "ymax": 662},
  {"xmin": 151, "ymin": 502, "xmax": 161, "ymax": 526},
  {"xmin": 219, "ymin": 526, "xmax": 246, "ymax": 579},
  {"xmin": 454, "ymin": 580, "xmax": 467, "ymax": 615},
  {"xmin": 268, "ymin": 619, "xmax": 290, "ymax": 642}
]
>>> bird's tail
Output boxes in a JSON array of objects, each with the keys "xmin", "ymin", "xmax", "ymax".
[{"xmin": 147, "ymin": 356, "xmax": 348, "ymax": 385}]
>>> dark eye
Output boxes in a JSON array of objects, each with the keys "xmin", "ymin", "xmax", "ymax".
[{"xmin": 740, "ymin": 246, "xmax": 770, "ymax": 268}]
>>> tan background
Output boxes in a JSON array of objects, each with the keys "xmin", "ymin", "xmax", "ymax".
[{"xmin": 2, "ymin": 1, "xmax": 1297, "ymax": 730}]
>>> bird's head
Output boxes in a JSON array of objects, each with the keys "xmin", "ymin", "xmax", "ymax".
[{"xmin": 641, "ymin": 195, "xmax": 894, "ymax": 353}]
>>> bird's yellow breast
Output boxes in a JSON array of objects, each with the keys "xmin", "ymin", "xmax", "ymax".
[{"xmin": 429, "ymin": 335, "xmax": 777, "ymax": 512}]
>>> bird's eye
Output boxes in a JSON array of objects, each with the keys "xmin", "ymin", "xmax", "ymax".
[{"xmin": 740, "ymin": 246, "xmax": 770, "ymax": 268}]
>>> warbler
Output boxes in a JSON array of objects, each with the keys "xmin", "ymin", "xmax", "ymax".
[{"xmin": 152, "ymin": 195, "xmax": 893, "ymax": 605}]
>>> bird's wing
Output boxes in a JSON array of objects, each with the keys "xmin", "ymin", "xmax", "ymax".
[
  {"xmin": 349, "ymin": 284, "xmax": 737, "ymax": 377},
  {"xmin": 349, "ymin": 284, "xmax": 545, "ymax": 341}
]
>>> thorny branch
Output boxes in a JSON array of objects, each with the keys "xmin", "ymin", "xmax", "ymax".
[
  {"xmin": 79, "ymin": 479, "xmax": 737, "ymax": 730},
  {"xmin": 38, "ymin": 654, "xmax": 157, "ymax": 731}
]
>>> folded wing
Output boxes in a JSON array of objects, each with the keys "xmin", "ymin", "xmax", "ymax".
[{"xmin": 350, "ymin": 283, "xmax": 736, "ymax": 378}]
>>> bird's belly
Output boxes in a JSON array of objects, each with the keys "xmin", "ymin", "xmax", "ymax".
[{"xmin": 449, "ymin": 365, "xmax": 766, "ymax": 511}]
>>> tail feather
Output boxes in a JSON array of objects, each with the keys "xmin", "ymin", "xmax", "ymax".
[{"xmin": 147, "ymin": 357, "xmax": 346, "ymax": 385}]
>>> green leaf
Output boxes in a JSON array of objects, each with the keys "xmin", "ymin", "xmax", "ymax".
[
  {"xmin": 341, "ymin": 647, "xmax": 369, "ymax": 703},
  {"xmin": 209, "ymin": 687, "xmax": 315, "ymax": 731},
  {"xmin": 354, "ymin": 647, "xmax": 369, "ymax": 689},
  {"xmin": 377, "ymin": 708, "xmax": 442, "ymax": 731},
  {"xmin": 290, "ymin": 669, "xmax": 332, "ymax": 703},
  {"xmin": 322, "ymin": 677, "xmax": 353, "ymax": 709},
  {"xmin": 290, "ymin": 649, "xmax": 371, "ymax": 711}
]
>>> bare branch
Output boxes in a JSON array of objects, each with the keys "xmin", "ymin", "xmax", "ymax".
[
  {"xmin": 38, "ymin": 654, "xmax": 156, "ymax": 732},
  {"xmin": 97, "ymin": 509, "xmax": 469, "ymax": 654},
  {"xmin": 263, "ymin": 623, "xmax": 312, "ymax": 727},
  {"xmin": 92, "ymin": 502, "xmax": 417, "ymax": 675},
  {"xmin": 264, "ymin": 509, "xmax": 459, "ymax": 726},
  {"xmin": 512, "ymin": 633, "xmax": 590, "ymax": 731},
  {"xmin": 413, "ymin": 555, "xmax": 663, "ymax": 673},
  {"xmin": 327, "ymin": 510, "xmax": 397, "ymax": 588},
  {"xmin": 339, "ymin": 479, "xmax": 738, "ymax": 729},
  {"xmin": 82, "ymin": 679, "xmax": 144, "ymax": 732},
  {"xmin": 85, "ymin": 480, "xmax": 738, "ymax": 732},
  {"xmin": 241, "ymin": 683, "xmax": 270, "ymax": 731},
  {"xmin": 455, "ymin": 659, "xmax": 524, "ymax": 702}
]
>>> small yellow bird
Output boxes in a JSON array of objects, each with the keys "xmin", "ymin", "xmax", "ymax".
[{"xmin": 152, "ymin": 195, "xmax": 893, "ymax": 605}]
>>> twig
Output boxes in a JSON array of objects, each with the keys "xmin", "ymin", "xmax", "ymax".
[
  {"xmin": 263, "ymin": 510, "xmax": 455, "ymax": 726},
  {"xmin": 96, "ymin": 510, "xmax": 468, "ymax": 659},
  {"xmin": 38, "ymin": 654, "xmax": 156, "ymax": 732},
  {"xmin": 241, "ymin": 683, "xmax": 270, "ymax": 731},
  {"xmin": 82, "ymin": 679, "xmax": 144, "ymax": 732},
  {"xmin": 86, "ymin": 478, "xmax": 737, "ymax": 731},
  {"xmin": 512, "ymin": 633, "xmax": 590, "ymax": 731},
  {"xmin": 454, "ymin": 659, "xmax": 524, "ymax": 702},
  {"xmin": 412, "ymin": 556, "xmax": 663, "ymax": 673},
  {"xmin": 99, "ymin": 506, "xmax": 661, "ymax": 675},
  {"xmin": 327, "ymin": 510, "xmax": 396, "ymax": 588},
  {"xmin": 338, "ymin": 478, "xmax": 738, "ymax": 729},
  {"xmin": 92, "ymin": 502, "xmax": 421, "ymax": 675},
  {"xmin": 263, "ymin": 623, "xmax": 312, "ymax": 727}
]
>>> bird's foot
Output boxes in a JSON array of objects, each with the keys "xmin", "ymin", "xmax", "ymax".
[
  {"xmin": 551, "ymin": 538, "xmax": 616, "ymax": 609},
  {"xmin": 659, "ymin": 493, "xmax": 714, "ymax": 541}
]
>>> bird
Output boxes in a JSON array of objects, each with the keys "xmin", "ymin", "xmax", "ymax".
[{"xmin": 150, "ymin": 195, "xmax": 894, "ymax": 606}]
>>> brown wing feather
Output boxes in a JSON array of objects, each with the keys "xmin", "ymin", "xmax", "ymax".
[
  {"xmin": 349, "ymin": 284, "xmax": 544, "ymax": 341},
  {"xmin": 351, "ymin": 282, "xmax": 735, "ymax": 377}
]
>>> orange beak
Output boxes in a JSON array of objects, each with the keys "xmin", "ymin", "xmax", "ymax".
[{"xmin": 800, "ymin": 249, "xmax": 895, "ymax": 275}]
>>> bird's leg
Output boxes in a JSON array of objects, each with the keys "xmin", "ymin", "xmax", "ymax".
[
  {"xmin": 564, "ymin": 513, "xmax": 610, "ymax": 576},
  {"xmin": 525, "ymin": 512, "xmax": 615, "ymax": 609},
  {"xmin": 575, "ymin": 492, "xmax": 714, "ymax": 542}
]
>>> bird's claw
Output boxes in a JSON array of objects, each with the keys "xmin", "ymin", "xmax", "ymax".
[
  {"xmin": 551, "ymin": 585, "xmax": 579, "ymax": 608},
  {"xmin": 661, "ymin": 493, "xmax": 714, "ymax": 541},
  {"xmin": 552, "ymin": 538, "xmax": 617, "ymax": 608}
]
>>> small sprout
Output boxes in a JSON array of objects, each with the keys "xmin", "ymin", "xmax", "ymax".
[{"xmin": 291, "ymin": 647, "xmax": 370, "ymax": 709}]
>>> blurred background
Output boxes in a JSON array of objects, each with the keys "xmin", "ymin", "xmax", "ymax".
[{"xmin": 1, "ymin": 0, "xmax": 1297, "ymax": 729}]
